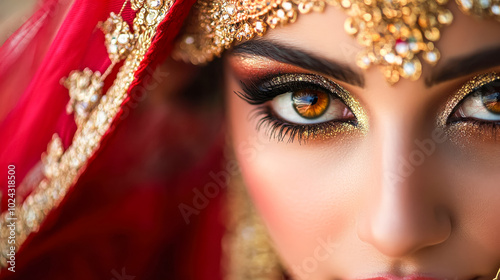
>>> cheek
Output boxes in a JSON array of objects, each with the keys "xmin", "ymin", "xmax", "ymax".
[
  {"xmin": 439, "ymin": 146, "xmax": 500, "ymax": 269},
  {"xmin": 448, "ymin": 161, "xmax": 500, "ymax": 254}
]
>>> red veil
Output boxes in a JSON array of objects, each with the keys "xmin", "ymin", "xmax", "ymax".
[{"xmin": 0, "ymin": 0, "xmax": 226, "ymax": 279}]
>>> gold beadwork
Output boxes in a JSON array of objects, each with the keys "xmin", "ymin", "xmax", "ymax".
[
  {"xmin": 342, "ymin": 0, "xmax": 452, "ymax": 84},
  {"xmin": 100, "ymin": 12, "xmax": 136, "ymax": 62},
  {"xmin": 175, "ymin": 0, "xmax": 500, "ymax": 84},
  {"xmin": 133, "ymin": 0, "xmax": 171, "ymax": 32},
  {"xmin": 0, "ymin": 0, "xmax": 173, "ymax": 268},
  {"xmin": 41, "ymin": 134, "xmax": 65, "ymax": 180},
  {"xmin": 63, "ymin": 68, "xmax": 104, "ymax": 126},
  {"xmin": 174, "ymin": 0, "xmax": 323, "ymax": 65}
]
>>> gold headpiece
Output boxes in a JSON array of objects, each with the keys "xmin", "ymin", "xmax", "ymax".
[{"xmin": 174, "ymin": 0, "xmax": 500, "ymax": 84}]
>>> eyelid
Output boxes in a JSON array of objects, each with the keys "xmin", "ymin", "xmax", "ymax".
[
  {"xmin": 237, "ymin": 73, "xmax": 369, "ymax": 133},
  {"xmin": 438, "ymin": 72, "xmax": 500, "ymax": 127},
  {"xmin": 237, "ymin": 73, "xmax": 339, "ymax": 105},
  {"xmin": 236, "ymin": 74, "xmax": 334, "ymax": 105}
]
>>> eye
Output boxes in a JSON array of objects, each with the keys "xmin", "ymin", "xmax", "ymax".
[
  {"xmin": 450, "ymin": 79, "xmax": 500, "ymax": 123},
  {"xmin": 235, "ymin": 73, "xmax": 366, "ymax": 143},
  {"xmin": 271, "ymin": 88, "xmax": 355, "ymax": 124}
]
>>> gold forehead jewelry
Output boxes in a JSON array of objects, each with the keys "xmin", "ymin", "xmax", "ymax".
[{"xmin": 174, "ymin": 0, "xmax": 500, "ymax": 84}]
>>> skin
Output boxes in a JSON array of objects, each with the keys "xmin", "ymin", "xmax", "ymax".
[{"xmin": 224, "ymin": 2, "xmax": 500, "ymax": 280}]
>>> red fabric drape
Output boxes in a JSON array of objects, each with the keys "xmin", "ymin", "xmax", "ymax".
[{"xmin": 0, "ymin": 0, "xmax": 226, "ymax": 279}]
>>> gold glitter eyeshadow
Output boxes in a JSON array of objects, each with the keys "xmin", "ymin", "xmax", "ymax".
[
  {"xmin": 282, "ymin": 74, "xmax": 369, "ymax": 140},
  {"xmin": 437, "ymin": 72, "xmax": 500, "ymax": 127},
  {"xmin": 438, "ymin": 72, "xmax": 500, "ymax": 147},
  {"xmin": 242, "ymin": 73, "xmax": 369, "ymax": 142},
  {"xmin": 299, "ymin": 122, "xmax": 360, "ymax": 141},
  {"xmin": 326, "ymin": 76, "xmax": 369, "ymax": 135}
]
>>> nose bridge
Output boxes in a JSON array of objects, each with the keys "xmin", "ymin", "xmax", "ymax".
[
  {"xmin": 380, "ymin": 118, "xmax": 414, "ymax": 189},
  {"xmin": 357, "ymin": 114, "xmax": 451, "ymax": 257}
]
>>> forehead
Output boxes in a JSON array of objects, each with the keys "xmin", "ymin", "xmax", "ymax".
[{"xmin": 260, "ymin": 3, "xmax": 500, "ymax": 81}]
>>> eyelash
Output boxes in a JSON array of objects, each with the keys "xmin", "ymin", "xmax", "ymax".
[
  {"xmin": 236, "ymin": 73, "xmax": 357, "ymax": 143},
  {"xmin": 236, "ymin": 74, "xmax": 334, "ymax": 104},
  {"xmin": 249, "ymin": 106, "xmax": 356, "ymax": 143}
]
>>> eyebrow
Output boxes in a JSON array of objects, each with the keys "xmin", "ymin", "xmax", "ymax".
[
  {"xmin": 426, "ymin": 45, "xmax": 500, "ymax": 87},
  {"xmin": 231, "ymin": 39, "xmax": 365, "ymax": 87}
]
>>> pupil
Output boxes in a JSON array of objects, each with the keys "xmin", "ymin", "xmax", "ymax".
[{"xmin": 304, "ymin": 95, "xmax": 318, "ymax": 105}]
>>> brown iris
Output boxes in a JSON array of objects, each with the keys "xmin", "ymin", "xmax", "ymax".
[
  {"xmin": 292, "ymin": 89, "xmax": 330, "ymax": 119},
  {"xmin": 480, "ymin": 79, "xmax": 500, "ymax": 114}
]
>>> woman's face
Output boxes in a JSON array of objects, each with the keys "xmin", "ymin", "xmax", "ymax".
[{"xmin": 224, "ymin": 2, "xmax": 500, "ymax": 280}]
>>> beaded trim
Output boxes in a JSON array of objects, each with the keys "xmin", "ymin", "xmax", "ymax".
[{"xmin": 0, "ymin": 0, "xmax": 173, "ymax": 268}]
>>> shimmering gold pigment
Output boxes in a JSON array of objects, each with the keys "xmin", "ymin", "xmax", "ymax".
[
  {"xmin": 438, "ymin": 72, "xmax": 499, "ymax": 126},
  {"xmin": 266, "ymin": 73, "xmax": 369, "ymax": 141},
  {"xmin": 437, "ymin": 72, "xmax": 500, "ymax": 147}
]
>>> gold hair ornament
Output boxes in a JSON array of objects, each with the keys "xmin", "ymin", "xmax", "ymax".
[{"xmin": 174, "ymin": 0, "xmax": 500, "ymax": 84}]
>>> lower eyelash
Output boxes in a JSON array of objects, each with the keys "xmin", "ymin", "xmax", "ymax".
[
  {"xmin": 251, "ymin": 106, "xmax": 357, "ymax": 143},
  {"xmin": 447, "ymin": 118, "xmax": 500, "ymax": 143},
  {"xmin": 448, "ymin": 117, "xmax": 500, "ymax": 127}
]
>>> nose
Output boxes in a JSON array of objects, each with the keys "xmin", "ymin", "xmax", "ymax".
[{"xmin": 356, "ymin": 120, "xmax": 452, "ymax": 258}]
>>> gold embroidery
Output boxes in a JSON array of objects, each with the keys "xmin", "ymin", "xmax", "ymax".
[
  {"xmin": 0, "ymin": 0, "xmax": 173, "ymax": 268},
  {"xmin": 100, "ymin": 12, "xmax": 137, "ymax": 63},
  {"xmin": 64, "ymin": 68, "xmax": 104, "ymax": 126}
]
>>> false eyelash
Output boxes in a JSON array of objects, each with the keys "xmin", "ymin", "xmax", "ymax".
[
  {"xmin": 250, "ymin": 106, "xmax": 355, "ymax": 143},
  {"xmin": 235, "ymin": 74, "xmax": 338, "ymax": 105}
]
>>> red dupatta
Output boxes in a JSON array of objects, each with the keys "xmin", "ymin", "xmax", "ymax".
[{"xmin": 0, "ymin": 0, "xmax": 226, "ymax": 278}]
